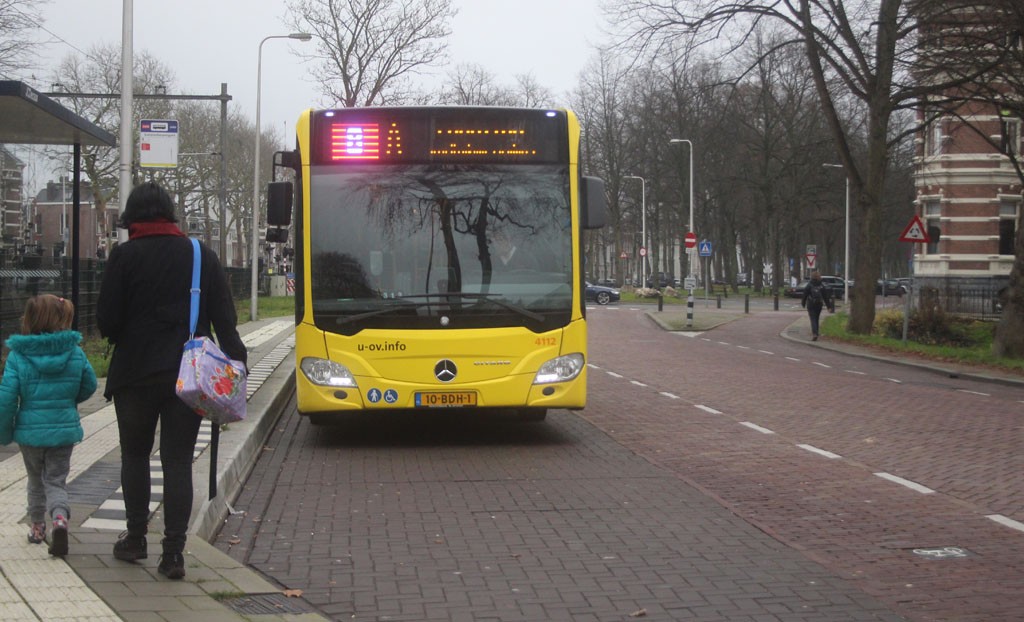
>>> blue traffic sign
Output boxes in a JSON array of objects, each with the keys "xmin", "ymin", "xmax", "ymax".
[{"xmin": 698, "ymin": 241, "xmax": 712, "ymax": 257}]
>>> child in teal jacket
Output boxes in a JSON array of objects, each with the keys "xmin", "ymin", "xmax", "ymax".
[{"xmin": 0, "ymin": 295, "xmax": 97, "ymax": 556}]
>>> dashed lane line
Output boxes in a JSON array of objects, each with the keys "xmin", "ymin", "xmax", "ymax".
[
  {"xmin": 874, "ymin": 472, "xmax": 936, "ymax": 494},
  {"xmin": 798, "ymin": 444, "xmax": 842, "ymax": 459},
  {"xmin": 739, "ymin": 421, "xmax": 775, "ymax": 434}
]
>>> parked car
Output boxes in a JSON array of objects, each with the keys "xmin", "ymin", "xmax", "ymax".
[
  {"xmin": 785, "ymin": 281, "xmax": 808, "ymax": 298},
  {"xmin": 788, "ymin": 276, "xmax": 846, "ymax": 300},
  {"xmin": 819, "ymin": 275, "xmax": 847, "ymax": 300},
  {"xmin": 875, "ymin": 279, "xmax": 904, "ymax": 296},
  {"xmin": 585, "ymin": 282, "xmax": 620, "ymax": 305}
]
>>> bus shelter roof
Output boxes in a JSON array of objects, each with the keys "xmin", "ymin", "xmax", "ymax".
[
  {"xmin": 0, "ymin": 81, "xmax": 116, "ymax": 146},
  {"xmin": 0, "ymin": 81, "xmax": 117, "ymax": 330}
]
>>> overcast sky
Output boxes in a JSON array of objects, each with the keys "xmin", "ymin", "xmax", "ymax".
[{"xmin": 30, "ymin": 0, "xmax": 609, "ymax": 147}]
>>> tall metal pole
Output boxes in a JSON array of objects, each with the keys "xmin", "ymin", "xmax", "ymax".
[
  {"xmin": 252, "ymin": 33, "xmax": 311, "ymax": 322},
  {"xmin": 844, "ymin": 175, "xmax": 850, "ymax": 303},
  {"xmin": 118, "ymin": 0, "xmax": 133, "ymax": 244},
  {"xmin": 219, "ymin": 83, "xmax": 228, "ymax": 262},
  {"xmin": 824, "ymin": 163, "xmax": 850, "ymax": 303},
  {"xmin": 624, "ymin": 175, "xmax": 645, "ymax": 285},
  {"xmin": 670, "ymin": 139, "xmax": 694, "ymax": 326}
]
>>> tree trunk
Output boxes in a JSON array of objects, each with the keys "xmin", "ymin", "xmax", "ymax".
[{"xmin": 992, "ymin": 213, "xmax": 1024, "ymax": 356}]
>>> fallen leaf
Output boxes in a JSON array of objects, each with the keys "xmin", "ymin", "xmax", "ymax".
[
  {"xmin": 283, "ymin": 588, "xmax": 304, "ymax": 598},
  {"xmin": 228, "ymin": 537, "xmax": 241, "ymax": 545},
  {"xmin": 629, "ymin": 608, "xmax": 647, "ymax": 617}
]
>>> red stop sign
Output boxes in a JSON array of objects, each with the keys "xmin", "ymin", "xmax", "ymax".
[{"xmin": 684, "ymin": 232, "xmax": 697, "ymax": 248}]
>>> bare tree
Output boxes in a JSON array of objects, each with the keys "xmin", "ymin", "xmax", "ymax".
[
  {"xmin": 0, "ymin": 0, "xmax": 45, "ymax": 78},
  {"xmin": 608, "ymin": 0, "xmax": 982, "ymax": 334},
  {"xmin": 286, "ymin": 0, "xmax": 456, "ymax": 107},
  {"xmin": 47, "ymin": 44, "xmax": 176, "ymax": 242}
]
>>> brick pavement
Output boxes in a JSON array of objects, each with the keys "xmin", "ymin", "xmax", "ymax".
[
  {"xmin": 213, "ymin": 320, "xmax": 912, "ymax": 620},
  {"xmin": 582, "ymin": 306, "xmax": 1024, "ymax": 621}
]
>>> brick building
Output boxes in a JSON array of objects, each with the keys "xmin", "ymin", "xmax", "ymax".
[
  {"xmin": 913, "ymin": 4, "xmax": 1023, "ymax": 292},
  {"xmin": 31, "ymin": 179, "xmax": 117, "ymax": 261},
  {"xmin": 0, "ymin": 146, "xmax": 25, "ymax": 257}
]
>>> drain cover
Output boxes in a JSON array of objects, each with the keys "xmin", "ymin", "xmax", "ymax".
[
  {"xmin": 221, "ymin": 592, "xmax": 317, "ymax": 615},
  {"xmin": 911, "ymin": 546, "xmax": 972, "ymax": 559}
]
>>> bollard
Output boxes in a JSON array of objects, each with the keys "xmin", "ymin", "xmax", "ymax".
[
  {"xmin": 658, "ymin": 292, "xmax": 663, "ymax": 312},
  {"xmin": 744, "ymin": 293, "xmax": 750, "ymax": 314},
  {"xmin": 716, "ymin": 294, "xmax": 722, "ymax": 309},
  {"xmin": 686, "ymin": 290, "xmax": 694, "ymax": 326},
  {"xmin": 773, "ymin": 294, "xmax": 779, "ymax": 311}
]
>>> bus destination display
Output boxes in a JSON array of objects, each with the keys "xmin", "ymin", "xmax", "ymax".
[{"xmin": 313, "ymin": 108, "xmax": 567, "ymax": 165}]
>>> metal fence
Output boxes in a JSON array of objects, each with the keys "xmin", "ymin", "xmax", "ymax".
[
  {"xmin": 915, "ymin": 285, "xmax": 1004, "ymax": 320},
  {"xmin": 1, "ymin": 255, "xmax": 252, "ymax": 349}
]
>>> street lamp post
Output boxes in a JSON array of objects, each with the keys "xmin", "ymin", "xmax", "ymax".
[
  {"xmin": 251, "ymin": 32, "xmax": 312, "ymax": 321},
  {"xmin": 623, "ymin": 175, "xmax": 646, "ymax": 285},
  {"xmin": 669, "ymin": 139, "xmax": 695, "ymax": 326},
  {"xmin": 823, "ymin": 163, "xmax": 850, "ymax": 304}
]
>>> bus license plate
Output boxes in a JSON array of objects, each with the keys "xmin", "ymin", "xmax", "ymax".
[{"xmin": 414, "ymin": 391, "xmax": 477, "ymax": 407}]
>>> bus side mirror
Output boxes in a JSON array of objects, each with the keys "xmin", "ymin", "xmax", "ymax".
[
  {"xmin": 267, "ymin": 181, "xmax": 293, "ymax": 227},
  {"xmin": 581, "ymin": 176, "xmax": 607, "ymax": 230}
]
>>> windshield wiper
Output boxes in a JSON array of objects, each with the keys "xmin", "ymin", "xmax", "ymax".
[
  {"xmin": 399, "ymin": 292, "xmax": 545, "ymax": 322},
  {"xmin": 333, "ymin": 300, "xmax": 425, "ymax": 325}
]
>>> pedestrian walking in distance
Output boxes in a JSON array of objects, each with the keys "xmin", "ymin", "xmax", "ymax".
[
  {"xmin": 97, "ymin": 181, "xmax": 246, "ymax": 580},
  {"xmin": 801, "ymin": 271, "xmax": 835, "ymax": 341},
  {"xmin": 0, "ymin": 295, "xmax": 97, "ymax": 557}
]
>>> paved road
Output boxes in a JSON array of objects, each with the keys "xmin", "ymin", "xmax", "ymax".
[{"xmin": 211, "ymin": 302, "xmax": 1024, "ymax": 621}]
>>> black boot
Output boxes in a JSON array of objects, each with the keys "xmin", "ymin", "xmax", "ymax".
[
  {"xmin": 158, "ymin": 552, "xmax": 186, "ymax": 580},
  {"xmin": 113, "ymin": 531, "xmax": 148, "ymax": 562}
]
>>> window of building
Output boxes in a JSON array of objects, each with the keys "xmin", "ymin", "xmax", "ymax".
[
  {"xmin": 925, "ymin": 201, "xmax": 941, "ymax": 254},
  {"xmin": 999, "ymin": 199, "xmax": 1019, "ymax": 255},
  {"xmin": 1001, "ymin": 117, "xmax": 1021, "ymax": 156},
  {"xmin": 929, "ymin": 118, "xmax": 945, "ymax": 156}
]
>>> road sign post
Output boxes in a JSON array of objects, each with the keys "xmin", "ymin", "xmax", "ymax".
[{"xmin": 139, "ymin": 119, "xmax": 179, "ymax": 168}]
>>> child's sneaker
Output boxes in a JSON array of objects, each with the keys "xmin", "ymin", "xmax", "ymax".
[
  {"xmin": 27, "ymin": 522, "xmax": 46, "ymax": 544},
  {"xmin": 48, "ymin": 516, "xmax": 68, "ymax": 557}
]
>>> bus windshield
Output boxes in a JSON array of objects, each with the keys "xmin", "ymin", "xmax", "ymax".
[{"xmin": 308, "ymin": 163, "xmax": 573, "ymax": 335}]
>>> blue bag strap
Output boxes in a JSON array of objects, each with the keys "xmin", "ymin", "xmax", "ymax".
[{"xmin": 188, "ymin": 238, "xmax": 201, "ymax": 337}]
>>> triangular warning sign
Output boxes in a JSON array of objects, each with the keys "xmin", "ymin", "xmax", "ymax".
[{"xmin": 899, "ymin": 215, "xmax": 930, "ymax": 243}]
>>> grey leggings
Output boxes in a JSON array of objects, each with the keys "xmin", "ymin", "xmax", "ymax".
[{"xmin": 20, "ymin": 445, "xmax": 74, "ymax": 524}]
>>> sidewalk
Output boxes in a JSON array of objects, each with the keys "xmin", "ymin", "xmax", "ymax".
[
  {"xmin": 0, "ymin": 317, "xmax": 325, "ymax": 622},
  {"xmin": 2, "ymin": 302, "xmax": 1018, "ymax": 621},
  {"xmin": 643, "ymin": 294, "xmax": 1024, "ymax": 387}
]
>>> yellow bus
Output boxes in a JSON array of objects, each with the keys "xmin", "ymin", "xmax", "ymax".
[{"xmin": 267, "ymin": 107, "xmax": 607, "ymax": 424}]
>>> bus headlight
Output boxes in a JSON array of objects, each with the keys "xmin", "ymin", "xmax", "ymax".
[
  {"xmin": 300, "ymin": 357, "xmax": 357, "ymax": 387},
  {"xmin": 533, "ymin": 353, "xmax": 585, "ymax": 384}
]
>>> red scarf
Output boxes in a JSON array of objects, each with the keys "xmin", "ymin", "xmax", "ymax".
[{"xmin": 128, "ymin": 220, "xmax": 187, "ymax": 240}]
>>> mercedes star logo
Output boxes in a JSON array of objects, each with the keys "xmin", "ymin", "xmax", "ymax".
[{"xmin": 434, "ymin": 359, "xmax": 457, "ymax": 382}]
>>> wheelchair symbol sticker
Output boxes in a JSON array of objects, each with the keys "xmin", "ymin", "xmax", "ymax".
[{"xmin": 383, "ymin": 389, "xmax": 398, "ymax": 404}]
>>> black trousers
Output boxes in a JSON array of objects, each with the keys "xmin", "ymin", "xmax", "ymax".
[
  {"xmin": 113, "ymin": 381, "xmax": 201, "ymax": 554},
  {"xmin": 807, "ymin": 303, "xmax": 824, "ymax": 337}
]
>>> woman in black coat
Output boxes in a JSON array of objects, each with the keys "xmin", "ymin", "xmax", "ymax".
[{"xmin": 97, "ymin": 181, "xmax": 246, "ymax": 580}]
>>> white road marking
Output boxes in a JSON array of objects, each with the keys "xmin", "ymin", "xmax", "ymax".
[
  {"xmin": 737, "ymin": 345, "xmax": 750, "ymax": 350},
  {"xmin": 845, "ymin": 370, "xmax": 867, "ymax": 375},
  {"xmin": 607, "ymin": 371, "xmax": 623, "ymax": 378},
  {"xmin": 695, "ymin": 405, "xmax": 722, "ymax": 415},
  {"xmin": 631, "ymin": 380, "xmax": 648, "ymax": 387},
  {"xmin": 660, "ymin": 392, "xmax": 681, "ymax": 399},
  {"xmin": 758, "ymin": 350, "xmax": 774, "ymax": 355},
  {"xmin": 874, "ymin": 472, "xmax": 936, "ymax": 494},
  {"xmin": 813, "ymin": 362, "xmax": 832, "ymax": 368},
  {"xmin": 587, "ymin": 363, "xmax": 601, "ymax": 369},
  {"xmin": 957, "ymin": 389, "xmax": 990, "ymax": 397},
  {"xmin": 885, "ymin": 378, "xmax": 902, "ymax": 384},
  {"xmin": 740, "ymin": 422, "xmax": 775, "ymax": 434},
  {"xmin": 785, "ymin": 356, "xmax": 800, "ymax": 362},
  {"xmin": 798, "ymin": 444, "xmax": 842, "ymax": 459},
  {"xmin": 717, "ymin": 341, "xmax": 730, "ymax": 345},
  {"xmin": 987, "ymin": 514, "xmax": 1024, "ymax": 533}
]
